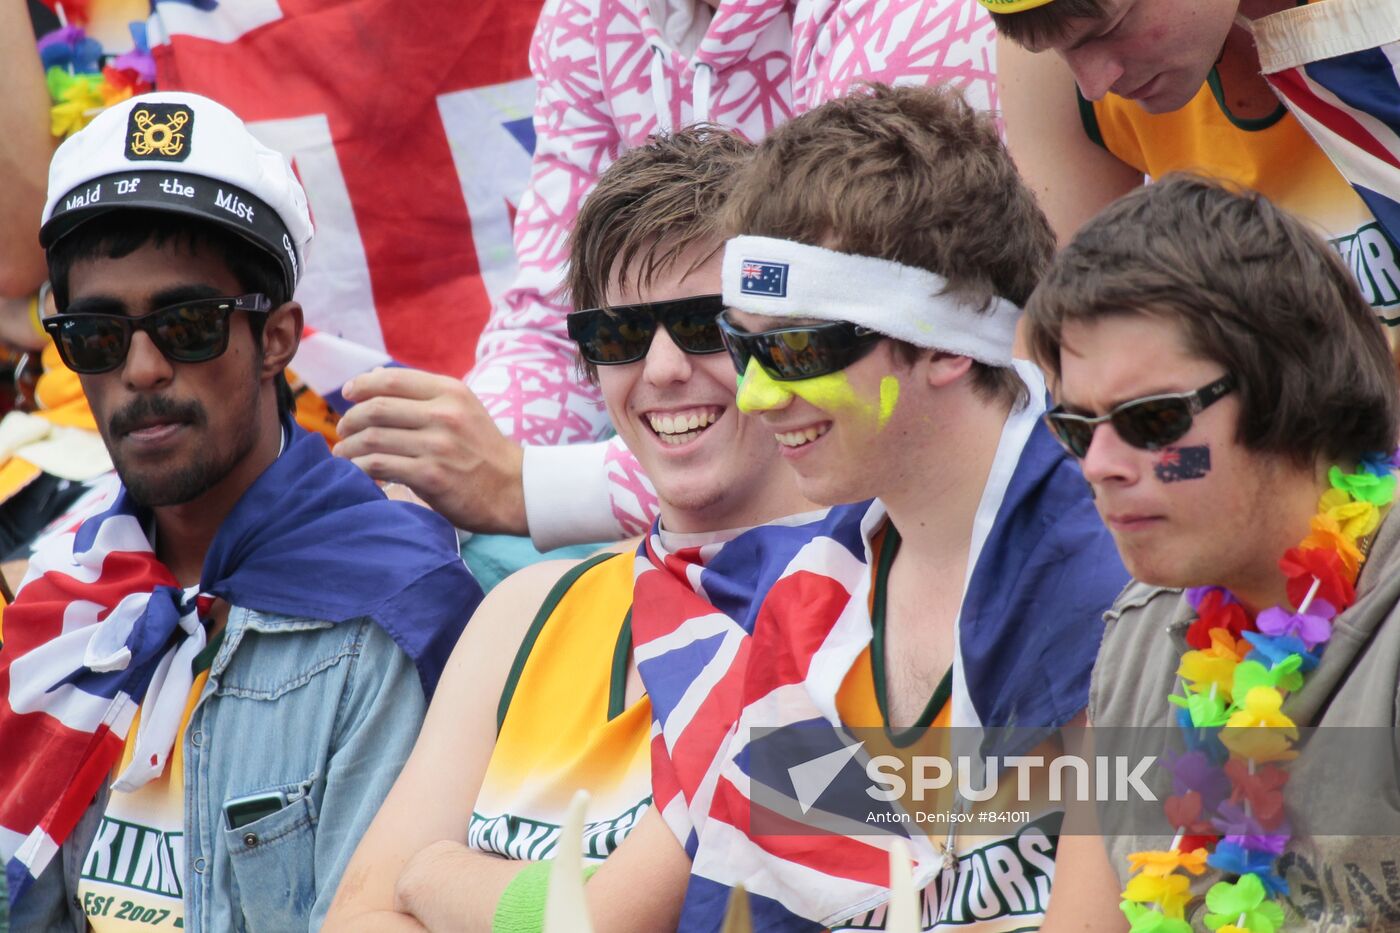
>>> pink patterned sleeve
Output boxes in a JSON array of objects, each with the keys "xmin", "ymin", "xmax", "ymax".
[
  {"xmin": 794, "ymin": 0, "xmax": 998, "ymax": 115},
  {"xmin": 603, "ymin": 435, "xmax": 657, "ymax": 536},
  {"xmin": 468, "ymin": 0, "xmax": 661, "ymax": 537}
]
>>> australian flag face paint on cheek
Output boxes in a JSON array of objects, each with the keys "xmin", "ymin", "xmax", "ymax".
[{"xmin": 1155, "ymin": 445, "xmax": 1211, "ymax": 483}]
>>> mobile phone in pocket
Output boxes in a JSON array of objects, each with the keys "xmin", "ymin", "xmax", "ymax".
[{"xmin": 223, "ymin": 791, "xmax": 288, "ymax": 830}]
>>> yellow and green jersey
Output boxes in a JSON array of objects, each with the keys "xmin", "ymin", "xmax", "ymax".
[
  {"xmin": 467, "ymin": 553, "xmax": 652, "ymax": 863},
  {"xmin": 1083, "ymin": 72, "xmax": 1400, "ymax": 323},
  {"xmin": 77, "ymin": 634, "xmax": 221, "ymax": 931}
]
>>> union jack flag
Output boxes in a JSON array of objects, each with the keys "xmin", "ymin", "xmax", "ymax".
[
  {"xmin": 1259, "ymin": 1, "xmax": 1400, "ymax": 250},
  {"xmin": 0, "ymin": 495, "xmax": 199, "ymax": 905},
  {"xmin": 148, "ymin": 0, "xmax": 540, "ymax": 377},
  {"xmin": 630, "ymin": 419, "xmax": 1128, "ymax": 929},
  {"xmin": 741, "ymin": 262, "xmax": 765, "ymax": 279},
  {"xmin": 0, "ymin": 423, "xmax": 480, "ymax": 908},
  {"xmin": 631, "ymin": 504, "xmax": 914, "ymax": 928}
]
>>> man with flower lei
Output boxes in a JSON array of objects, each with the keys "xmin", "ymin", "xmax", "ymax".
[{"xmin": 1020, "ymin": 173, "xmax": 1400, "ymax": 932}]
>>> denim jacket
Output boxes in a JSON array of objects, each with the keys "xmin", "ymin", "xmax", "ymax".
[{"xmin": 11, "ymin": 603, "xmax": 428, "ymax": 932}]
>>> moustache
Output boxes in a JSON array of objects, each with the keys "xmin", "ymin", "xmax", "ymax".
[{"xmin": 109, "ymin": 395, "xmax": 206, "ymax": 437}]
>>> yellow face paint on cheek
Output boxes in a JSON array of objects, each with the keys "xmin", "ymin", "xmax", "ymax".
[
  {"xmin": 736, "ymin": 358, "xmax": 794, "ymax": 413},
  {"xmin": 878, "ymin": 376, "xmax": 900, "ymax": 429},
  {"xmin": 736, "ymin": 358, "xmax": 898, "ymax": 430},
  {"xmin": 783, "ymin": 371, "xmax": 892, "ymax": 430},
  {"xmin": 783, "ymin": 372, "xmax": 863, "ymax": 411}
]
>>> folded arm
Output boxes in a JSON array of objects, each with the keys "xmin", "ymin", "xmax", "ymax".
[{"xmin": 324, "ymin": 560, "xmax": 572, "ymax": 930}]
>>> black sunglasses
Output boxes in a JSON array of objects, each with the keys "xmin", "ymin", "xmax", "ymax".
[
  {"xmin": 1044, "ymin": 374, "xmax": 1236, "ymax": 458},
  {"xmin": 45, "ymin": 294, "xmax": 274, "ymax": 375},
  {"xmin": 566, "ymin": 295, "xmax": 726, "ymax": 365},
  {"xmin": 716, "ymin": 312, "xmax": 883, "ymax": 381}
]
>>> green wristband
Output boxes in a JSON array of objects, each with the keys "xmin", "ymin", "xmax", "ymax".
[{"xmin": 492, "ymin": 859, "xmax": 600, "ymax": 933}]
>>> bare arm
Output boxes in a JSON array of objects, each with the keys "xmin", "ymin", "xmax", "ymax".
[
  {"xmin": 1039, "ymin": 834, "xmax": 1126, "ymax": 932},
  {"xmin": 0, "ymin": 0, "xmax": 56, "ymax": 298},
  {"xmin": 997, "ymin": 36, "xmax": 1142, "ymax": 246},
  {"xmin": 580, "ymin": 805, "xmax": 689, "ymax": 929},
  {"xmin": 324, "ymin": 559, "xmax": 576, "ymax": 930},
  {"xmin": 393, "ymin": 803, "xmax": 688, "ymax": 932}
]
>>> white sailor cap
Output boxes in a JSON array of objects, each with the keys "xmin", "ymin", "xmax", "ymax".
[{"xmin": 40, "ymin": 92, "xmax": 313, "ymax": 295}]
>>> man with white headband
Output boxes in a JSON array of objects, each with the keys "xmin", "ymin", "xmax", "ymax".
[{"xmin": 629, "ymin": 84, "xmax": 1129, "ymax": 930}]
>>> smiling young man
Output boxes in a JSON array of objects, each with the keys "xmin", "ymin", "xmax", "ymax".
[
  {"xmin": 0, "ymin": 92, "xmax": 481, "ymax": 932},
  {"xmin": 327, "ymin": 127, "xmax": 815, "ymax": 932},
  {"xmin": 988, "ymin": 0, "xmax": 1400, "ymax": 329},
  {"xmin": 1024, "ymin": 174, "xmax": 1400, "ymax": 929},
  {"xmin": 627, "ymin": 84, "xmax": 1129, "ymax": 931}
]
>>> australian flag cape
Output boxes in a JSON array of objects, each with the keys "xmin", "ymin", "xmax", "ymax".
[
  {"xmin": 632, "ymin": 415, "xmax": 1128, "ymax": 930},
  {"xmin": 0, "ymin": 417, "xmax": 481, "ymax": 906}
]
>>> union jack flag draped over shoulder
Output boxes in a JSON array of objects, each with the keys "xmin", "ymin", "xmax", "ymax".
[
  {"xmin": 631, "ymin": 413, "xmax": 1128, "ymax": 930},
  {"xmin": 1257, "ymin": 0, "xmax": 1400, "ymax": 249},
  {"xmin": 0, "ymin": 420, "xmax": 481, "ymax": 907}
]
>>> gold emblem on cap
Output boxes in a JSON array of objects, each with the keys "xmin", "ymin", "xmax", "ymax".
[{"xmin": 128, "ymin": 108, "xmax": 190, "ymax": 158}]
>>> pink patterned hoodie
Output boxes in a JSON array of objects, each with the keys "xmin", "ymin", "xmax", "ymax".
[{"xmin": 470, "ymin": 0, "xmax": 997, "ymax": 547}]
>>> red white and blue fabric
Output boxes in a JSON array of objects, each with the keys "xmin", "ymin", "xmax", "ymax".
[
  {"xmin": 1258, "ymin": 0, "xmax": 1400, "ymax": 250},
  {"xmin": 0, "ymin": 418, "xmax": 482, "ymax": 907},
  {"xmin": 146, "ymin": 0, "xmax": 541, "ymax": 378},
  {"xmin": 631, "ymin": 419, "xmax": 1128, "ymax": 930}
]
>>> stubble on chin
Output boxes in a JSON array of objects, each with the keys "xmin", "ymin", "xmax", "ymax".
[
  {"xmin": 115, "ymin": 416, "xmax": 262, "ymax": 509},
  {"xmin": 116, "ymin": 448, "xmax": 235, "ymax": 508}
]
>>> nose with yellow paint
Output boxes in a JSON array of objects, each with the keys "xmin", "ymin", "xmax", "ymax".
[{"xmin": 736, "ymin": 358, "xmax": 795, "ymax": 413}]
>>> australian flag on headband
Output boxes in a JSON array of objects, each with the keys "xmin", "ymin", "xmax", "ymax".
[
  {"xmin": 740, "ymin": 260, "xmax": 789, "ymax": 297},
  {"xmin": 630, "ymin": 412, "xmax": 1129, "ymax": 929},
  {"xmin": 0, "ymin": 417, "xmax": 481, "ymax": 907},
  {"xmin": 1259, "ymin": 4, "xmax": 1400, "ymax": 251}
]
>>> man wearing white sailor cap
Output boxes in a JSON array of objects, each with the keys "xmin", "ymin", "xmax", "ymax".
[{"xmin": 0, "ymin": 92, "xmax": 480, "ymax": 932}]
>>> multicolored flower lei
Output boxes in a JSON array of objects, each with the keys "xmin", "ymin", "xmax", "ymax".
[
  {"xmin": 1120, "ymin": 452, "xmax": 1398, "ymax": 932},
  {"xmin": 36, "ymin": 1, "xmax": 155, "ymax": 139}
]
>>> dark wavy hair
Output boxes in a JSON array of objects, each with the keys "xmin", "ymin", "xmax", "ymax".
[{"xmin": 1025, "ymin": 174, "xmax": 1400, "ymax": 466}]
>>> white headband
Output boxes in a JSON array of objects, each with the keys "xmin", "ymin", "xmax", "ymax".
[{"xmin": 721, "ymin": 235, "xmax": 1021, "ymax": 367}]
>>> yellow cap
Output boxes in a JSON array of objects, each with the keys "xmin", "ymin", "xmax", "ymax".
[{"xmin": 976, "ymin": 0, "xmax": 1057, "ymax": 12}]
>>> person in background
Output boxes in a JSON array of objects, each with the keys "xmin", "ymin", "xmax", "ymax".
[{"xmin": 991, "ymin": 0, "xmax": 1400, "ymax": 329}]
